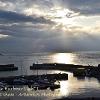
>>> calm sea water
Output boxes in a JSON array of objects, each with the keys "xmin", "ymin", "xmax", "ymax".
[{"xmin": 0, "ymin": 52, "xmax": 100, "ymax": 100}]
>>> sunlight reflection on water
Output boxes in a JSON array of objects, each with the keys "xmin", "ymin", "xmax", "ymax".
[
  {"xmin": 0, "ymin": 52, "xmax": 100, "ymax": 99},
  {"xmin": 52, "ymin": 53, "xmax": 74, "ymax": 64}
]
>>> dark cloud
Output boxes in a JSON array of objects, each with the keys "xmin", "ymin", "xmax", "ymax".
[
  {"xmin": 0, "ymin": 10, "xmax": 54, "ymax": 24},
  {"xmin": 62, "ymin": 0, "xmax": 100, "ymax": 16},
  {"xmin": 0, "ymin": 22, "xmax": 56, "ymax": 39}
]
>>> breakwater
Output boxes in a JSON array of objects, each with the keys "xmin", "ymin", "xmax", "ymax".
[
  {"xmin": 0, "ymin": 64, "xmax": 18, "ymax": 71},
  {"xmin": 30, "ymin": 63, "xmax": 93, "ymax": 71}
]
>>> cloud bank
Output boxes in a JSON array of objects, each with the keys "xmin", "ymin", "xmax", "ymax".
[{"xmin": 0, "ymin": 0, "xmax": 100, "ymax": 53}]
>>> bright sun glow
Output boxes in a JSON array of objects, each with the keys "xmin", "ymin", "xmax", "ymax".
[
  {"xmin": 54, "ymin": 17, "xmax": 73, "ymax": 25},
  {"xmin": 56, "ymin": 8, "xmax": 69, "ymax": 18},
  {"xmin": 53, "ymin": 53, "xmax": 73, "ymax": 64},
  {"xmin": 47, "ymin": 8, "xmax": 74, "ymax": 26}
]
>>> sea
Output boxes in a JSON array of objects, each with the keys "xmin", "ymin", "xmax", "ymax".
[{"xmin": 0, "ymin": 51, "xmax": 100, "ymax": 100}]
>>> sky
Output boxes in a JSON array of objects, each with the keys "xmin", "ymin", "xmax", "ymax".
[{"xmin": 0, "ymin": 0, "xmax": 100, "ymax": 53}]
